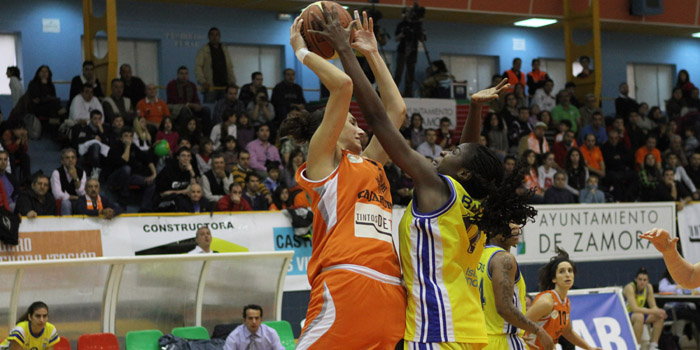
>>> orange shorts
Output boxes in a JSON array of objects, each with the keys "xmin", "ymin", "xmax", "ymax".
[{"xmin": 296, "ymin": 266, "xmax": 406, "ymax": 350}]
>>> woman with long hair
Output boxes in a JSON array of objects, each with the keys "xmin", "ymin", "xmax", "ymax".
[
  {"xmin": 268, "ymin": 186, "xmax": 293, "ymax": 211},
  {"xmin": 499, "ymin": 92, "xmax": 520, "ymax": 125},
  {"xmin": 521, "ymin": 149, "xmax": 544, "ymax": 202},
  {"xmin": 155, "ymin": 116, "xmax": 179, "ymax": 154},
  {"xmin": 6, "ymin": 66, "xmax": 23, "ymax": 108},
  {"xmin": 210, "ymin": 111, "xmax": 237, "ymax": 149},
  {"xmin": 408, "ymin": 112, "xmax": 425, "ymax": 149},
  {"xmin": 525, "ymin": 248, "xmax": 601, "ymax": 350},
  {"xmin": 236, "ymin": 112, "xmax": 255, "ymax": 149},
  {"xmin": 483, "ymin": 112, "xmax": 508, "ymax": 160},
  {"xmin": 220, "ymin": 135, "xmax": 239, "ymax": 172},
  {"xmin": 676, "ymin": 69, "xmax": 695, "ymax": 101},
  {"xmin": 132, "ymin": 116, "xmax": 152, "ymax": 152},
  {"xmin": 26, "ymin": 65, "xmax": 61, "ymax": 119},
  {"xmin": 565, "ymin": 148, "xmax": 589, "ymax": 196},
  {"xmin": 0, "ymin": 302, "xmax": 59, "ymax": 350},
  {"xmin": 325, "ymin": 9, "xmax": 536, "ymax": 349},
  {"xmin": 282, "ymin": 13, "xmax": 406, "ymax": 349}
]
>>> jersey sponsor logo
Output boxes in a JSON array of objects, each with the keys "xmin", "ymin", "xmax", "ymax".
[
  {"xmin": 347, "ymin": 154, "xmax": 363, "ymax": 163},
  {"xmin": 551, "ymin": 310, "xmax": 560, "ymax": 319},
  {"xmin": 357, "ymin": 189, "xmax": 392, "ymax": 209},
  {"xmin": 465, "ymin": 266, "xmax": 479, "ymax": 288},
  {"xmin": 376, "ymin": 174, "xmax": 388, "ymax": 194},
  {"xmin": 354, "ymin": 202, "xmax": 392, "ymax": 243}
]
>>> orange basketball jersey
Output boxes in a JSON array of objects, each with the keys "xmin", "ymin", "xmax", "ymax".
[
  {"xmin": 528, "ymin": 290, "xmax": 571, "ymax": 347},
  {"xmin": 295, "ymin": 150, "xmax": 401, "ymax": 283}
]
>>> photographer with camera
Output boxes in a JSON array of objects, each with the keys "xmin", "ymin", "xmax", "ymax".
[
  {"xmin": 394, "ymin": 2, "xmax": 426, "ymax": 97},
  {"xmin": 247, "ymin": 90, "xmax": 275, "ymax": 127}
]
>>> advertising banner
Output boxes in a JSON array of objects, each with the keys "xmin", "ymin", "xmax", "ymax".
[
  {"xmin": 566, "ymin": 288, "xmax": 637, "ymax": 350},
  {"xmin": 404, "ymin": 98, "xmax": 457, "ymax": 129},
  {"xmin": 677, "ymin": 202, "xmax": 700, "ymax": 265}
]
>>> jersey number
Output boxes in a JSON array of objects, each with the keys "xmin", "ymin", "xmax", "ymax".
[{"xmin": 558, "ymin": 310, "xmax": 568, "ymax": 326}]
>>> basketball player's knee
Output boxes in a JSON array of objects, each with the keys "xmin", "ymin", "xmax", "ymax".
[{"xmin": 630, "ymin": 313, "xmax": 643, "ymax": 324}]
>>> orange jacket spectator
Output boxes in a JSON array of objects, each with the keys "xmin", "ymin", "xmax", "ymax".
[
  {"xmin": 580, "ymin": 145, "xmax": 604, "ymax": 171},
  {"xmin": 136, "ymin": 97, "xmax": 170, "ymax": 126},
  {"xmin": 635, "ymin": 146, "xmax": 661, "ymax": 169}
]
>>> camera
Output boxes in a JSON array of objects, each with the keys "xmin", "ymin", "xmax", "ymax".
[{"xmin": 407, "ymin": 2, "xmax": 426, "ymax": 23}]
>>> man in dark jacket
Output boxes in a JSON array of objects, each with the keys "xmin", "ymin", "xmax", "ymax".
[
  {"xmin": 175, "ymin": 183, "xmax": 211, "ymax": 213},
  {"xmin": 601, "ymin": 129, "xmax": 636, "ymax": 201},
  {"xmin": 74, "ymin": 179, "xmax": 119, "ymax": 218},
  {"xmin": 106, "ymin": 128, "xmax": 157, "ymax": 209},
  {"xmin": 270, "ymin": 69, "xmax": 306, "ymax": 130},
  {"xmin": 155, "ymin": 147, "xmax": 197, "ymax": 211},
  {"xmin": 543, "ymin": 172, "xmax": 578, "ymax": 204},
  {"xmin": 15, "ymin": 173, "xmax": 56, "ymax": 218}
]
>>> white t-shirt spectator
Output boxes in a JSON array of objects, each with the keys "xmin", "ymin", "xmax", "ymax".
[
  {"xmin": 69, "ymin": 95, "xmax": 104, "ymax": 123},
  {"xmin": 537, "ymin": 165, "xmax": 557, "ymax": 190},
  {"xmin": 416, "ymin": 142, "xmax": 443, "ymax": 160},
  {"xmin": 533, "ymin": 88, "xmax": 556, "ymax": 112}
]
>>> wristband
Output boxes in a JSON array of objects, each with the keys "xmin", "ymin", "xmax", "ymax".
[{"xmin": 295, "ymin": 48, "xmax": 310, "ymax": 63}]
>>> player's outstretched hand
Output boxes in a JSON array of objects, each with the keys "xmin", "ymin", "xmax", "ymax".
[
  {"xmin": 350, "ymin": 11, "xmax": 377, "ymax": 55},
  {"xmin": 471, "ymin": 78, "xmax": 510, "ymax": 104},
  {"xmin": 640, "ymin": 228, "xmax": 678, "ymax": 254},
  {"xmin": 308, "ymin": 4, "xmax": 358, "ymax": 52},
  {"xmin": 290, "ymin": 17, "xmax": 308, "ymax": 54}
]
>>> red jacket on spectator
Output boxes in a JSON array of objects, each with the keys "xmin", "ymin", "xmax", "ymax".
[
  {"xmin": 2, "ymin": 129, "xmax": 28, "ymax": 155},
  {"xmin": 553, "ymin": 142, "xmax": 577, "ymax": 169},
  {"xmin": 216, "ymin": 196, "xmax": 252, "ymax": 211}
]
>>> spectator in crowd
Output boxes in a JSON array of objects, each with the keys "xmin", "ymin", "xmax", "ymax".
[
  {"xmin": 653, "ymin": 168, "xmax": 693, "ymax": 206},
  {"xmin": 532, "ymin": 79, "xmax": 556, "ymax": 113},
  {"xmin": 685, "ymin": 128, "xmax": 698, "ymax": 158},
  {"xmin": 435, "ymin": 117, "xmax": 456, "ymax": 151},
  {"xmin": 537, "ymin": 152, "xmax": 558, "ymax": 191},
  {"xmin": 503, "ymin": 155, "xmax": 517, "ymax": 178},
  {"xmin": 580, "ymin": 133, "xmax": 606, "ymax": 179},
  {"xmin": 408, "ymin": 113, "xmax": 425, "ymax": 149},
  {"xmin": 664, "ymin": 135, "xmax": 688, "ymax": 167},
  {"xmin": 579, "ymin": 112, "xmax": 607, "ymax": 145},
  {"xmin": 601, "ymin": 129, "xmax": 636, "ymax": 202},
  {"xmin": 639, "ymin": 153, "xmax": 663, "ymax": 202},
  {"xmin": 552, "ymin": 89, "xmax": 581, "ymax": 134},
  {"xmin": 236, "ymin": 113, "xmax": 255, "ymax": 149},
  {"xmin": 624, "ymin": 268, "xmax": 667, "ymax": 350},
  {"xmin": 271, "ymin": 68, "xmax": 306, "ymax": 128},
  {"xmin": 384, "ymin": 159, "xmax": 412, "ymax": 206},
  {"xmin": 526, "ymin": 58, "xmax": 551, "ymax": 97},
  {"xmin": 247, "ymin": 90, "xmax": 275, "ymax": 127},
  {"xmin": 665, "ymin": 154, "xmax": 696, "ymax": 200},
  {"xmin": 132, "ymin": 116, "xmax": 153, "ymax": 152},
  {"xmin": 69, "ymin": 60, "xmax": 104, "ymax": 105},
  {"xmin": 216, "ymin": 183, "xmax": 251, "ymax": 212},
  {"xmin": 538, "ymin": 111, "xmax": 557, "ymax": 147},
  {"xmin": 416, "ymin": 128, "xmax": 442, "ymax": 159},
  {"xmin": 499, "ymin": 93, "xmax": 520, "ymax": 126},
  {"xmin": 179, "ymin": 116, "xmax": 204, "ymax": 147},
  {"xmin": 201, "ymin": 153, "xmax": 234, "ymax": 204},
  {"xmin": 0, "ymin": 151, "xmax": 17, "ymax": 211},
  {"xmin": 175, "ymin": 183, "xmax": 211, "ymax": 213},
  {"xmin": 6, "ymin": 66, "xmax": 23, "ymax": 108},
  {"xmin": 75, "ymin": 110, "xmax": 112, "ymax": 177},
  {"xmin": 188, "ymin": 226, "xmax": 214, "ymax": 254},
  {"xmin": 676, "ymin": 69, "xmax": 695, "ymax": 101},
  {"xmin": 513, "ymin": 84, "xmax": 528, "ymax": 109},
  {"xmin": 627, "ymin": 112, "xmax": 646, "ymax": 151},
  {"xmin": 521, "ymin": 150, "xmax": 544, "ymax": 203},
  {"xmin": 196, "ymin": 139, "xmax": 214, "ymax": 175},
  {"xmin": 2, "ymin": 119, "xmax": 30, "ymax": 185},
  {"xmin": 635, "ymin": 135, "xmax": 662, "ymax": 170},
  {"xmin": 232, "ymin": 150, "xmax": 252, "ymax": 186},
  {"xmin": 120, "ymin": 64, "xmax": 146, "ymax": 105},
  {"xmin": 608, "ymin": 116, "xmax": 632, "ymax": 149},
  {"xmin": 281, "ymin": 148, "xmax": 304, "ymax": 191},
  {"xmin": 269, "ymin": 186, "xmax": 292, "ymax": 210},
  {"xmin": 553, "ymin": 130, "xmax": 577, "ymax": 169},
  {"xmin": 263, "ymin": 161, "xmax": 281, "ymax": 192},
  {"xmin": 565, "ymin": 81, "xmax": 581, "ymax": 108},
  {"xmin": 483, "ymin": 113, "xmax": 508, "ymax": 160},
  {"xmin": 420, "ymin": 60, "xmax": 455, "ymax": 98},
  {"xmin": 565, "ymin": 148, "xmax": 589, "ymax": 196},
  {"xmin": 647, "ymin": 106, "xmax": 666, "ymax": 125},
  {"xmin": 519, "ymin": 121, "xmax": 549, "ymax": 156},
  {"xmin": 666, "ymin": 87, "xmax": 684, "ymax": 120},
  {"xmin": 154, "ymin": 147, "xmax": 197, "ymax": 211},
  {"xmin": 656, "ymin": 121, "xmax": 673, "ymax": 153},
  {"xmin": 102, "ymin": 78, "xmax": 135, "ymax": 125},
  {"xmin": 223, "ymin": 305, "xmax": 284, "ymax": 350},
  {"xmin": 502, "ymin": 57, "xmax": 526, "ymax": 93},
  {"xmin": 50, "ymin": 148, "xmax": 85, "ymax": 216},
  {"xmin": 682, "ymin": 87, "xmax": 700, "ymax": 115},
  {"xmin": 246, "ymin": 124, "xmax": 281, "ymax": 178},
  {"xmin": 543, "ymin": 172, "xmax": 577, "ymax": 204},
  {"xmin": 155, "ymin": 117, "xmax": 179, "ymax": 155},
  {"xmin": 578, "ymin": 93, "xmax": 601, "ymax": 128},
  {"xmin": 106, "ymin": 128, "xmax": 157, "ymax": 209},
  {"xmin": 195, "ymin": 27, "xmax": 236, "ymax": 103},
  {"xmin": 26, "ymin": 65, "xmax": 62, "ymax": 121},
  {"xmin": 220, "ymin": 135, "xmax": 239, "ymax": 172},
  {"xmin": 579, "ymin": 174, "xmax": 605, "ymax": 203},
  {"xmin": 510, "ymin": 107, "xmax": 533, "ymax": 151},
  {"xmin": 634, "ymin": 103, "xmax": 656, "ymax": 133},
  {"xmin": 576, "ymin": 56, "xmax": 593, "ymax": 78},
  {"xmin": 137, "ymin": 84, "xmax": 170, "ymax": 128},
  {"xmin": 239, "ymin": 72, "xmax": 267, "ymax": 106},
  {"xmin": 656, "ymin": 269, "xmax": 700, "ymax": 335},
  {"xmin": 69, "ymin": 84, "xmax": 103, "ymax": 125},
  {"xmin": 615, "ymin": 83, "xmax": 639, "ymax": 121},
  {"xmin": 242, "ymin": 173, "xmax": 269, "ymax": 211},
  {"xmin": 686, "ymin": 152, "xmax": 700, "ymax": 195},
  {"xmin": 213, "ymin": 85, "xmax": 246, "ymax": 125},
  {"xmin": 74, "ymin": 179, "xmax": 118, "ymax": 219},
  {"xmin": 167, "ymin": 66, "xmax": 211, "ymax": 130},
  {"xmin": 15, "ymin": 173, "xmax": 56, "ymax": 218}
]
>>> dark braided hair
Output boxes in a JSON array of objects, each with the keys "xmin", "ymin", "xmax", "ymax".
[{"xmin": 538, "ymin": 247, "xmax": 576, "ymax": 291}]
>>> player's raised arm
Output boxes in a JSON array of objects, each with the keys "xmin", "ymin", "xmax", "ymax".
[
  {"xmin": 641, "ymin": 228, "xmax": 700, "ymax": 288},
  {"xmin": 460, "ymin": 79, "xmax": 509, "ymax": 144}
]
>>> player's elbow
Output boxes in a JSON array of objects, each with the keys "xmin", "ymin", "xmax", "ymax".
[{"xmin": 330, "ymin": 75, "xmax": 353, "ymax": 94}]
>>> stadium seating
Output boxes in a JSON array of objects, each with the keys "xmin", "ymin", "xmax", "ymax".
[
  {"xmin": 171, "ymin": 326, "xmax": 210, "ymax": 340},
  {"xmin": 77, "ymin": 333, "xmax": 119, "ymax": 350},
  {"xmin": 125, "ymin": 330, "xmax": 163, "ymax": 350},
  {"xmin": 263, "ymin": 320, "xmax": 295, "ymax": 350},
  {"xmin": 54, "ymin": 337, "xmax": 71, "ymax": 350}
]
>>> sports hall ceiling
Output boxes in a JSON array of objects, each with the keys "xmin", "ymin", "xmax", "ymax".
[{"xmin": 136, "ymin": 0, "xmax": 700, "ymax": 38}]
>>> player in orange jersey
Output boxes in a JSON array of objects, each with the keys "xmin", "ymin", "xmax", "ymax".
[
  {"xmin": 525, "ymin": 248, "xmax": 601, "ymax": 350},
  {"xmin": 281, "ymin": 14, "xmax": 407, "ymax": 350}
]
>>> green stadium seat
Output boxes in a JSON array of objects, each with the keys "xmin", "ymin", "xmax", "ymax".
[
  {"xmin": 171, "ymin": 326, "xmax": 210, "ymax": 340},
  {"xmin": 125, "ymin": 330, "xmax": 163, "ymax": 350},
  {"xmin": 263, "ymin": 321, "xmax": 295, "ymax": 350}
]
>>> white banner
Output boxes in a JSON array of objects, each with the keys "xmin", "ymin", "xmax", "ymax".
[
  {"xmin": 677, "ymin": 202, "xmax": 700, "ymax": 264},
  {"xmin": 404, "ymin": 98, "xmax": 457, "ymax": 130}
]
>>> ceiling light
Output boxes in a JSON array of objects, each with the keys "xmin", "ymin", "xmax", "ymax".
[
  {"xmin": 693, "ymin": 32, "xmax": 700, "ymax": 38},
  {"xmin": 514, "ymin": 18, "xmax": 557, "ymax": 28}
]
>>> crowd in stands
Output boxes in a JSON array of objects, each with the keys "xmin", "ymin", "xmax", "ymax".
[{"xmin": 3, "ymin": 27, "xmax": 700, "ymax": 218}]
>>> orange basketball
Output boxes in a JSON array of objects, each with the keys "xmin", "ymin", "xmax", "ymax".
[{"xmin": 300, "ymin": 1, "xmax": 354, "ymax": 59}]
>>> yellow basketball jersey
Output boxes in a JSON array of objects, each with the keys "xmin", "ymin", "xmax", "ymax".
[
  {"xmin": 400, "ymin": 175, "xmax": 487, "ymax": 345},
  {"xmin": 0, "ymin": 321, "xmax": 59, "ymax": 350},
  {"xmin": 477, "ymin": 245, "xmax": 527, "ymax": 336},
  {"xmin": 625, "ymin": 281, "xmax": 649, "ymax": 312}
]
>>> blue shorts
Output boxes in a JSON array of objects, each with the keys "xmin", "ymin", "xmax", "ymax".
[{"xmin": 629, "ymin": 312, "xmax": 648, "ymax": 322}]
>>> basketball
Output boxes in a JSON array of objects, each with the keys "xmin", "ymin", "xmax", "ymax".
[{"xmin": 300, "ymin": 1, "xmax": 354, "ymax": 59}]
